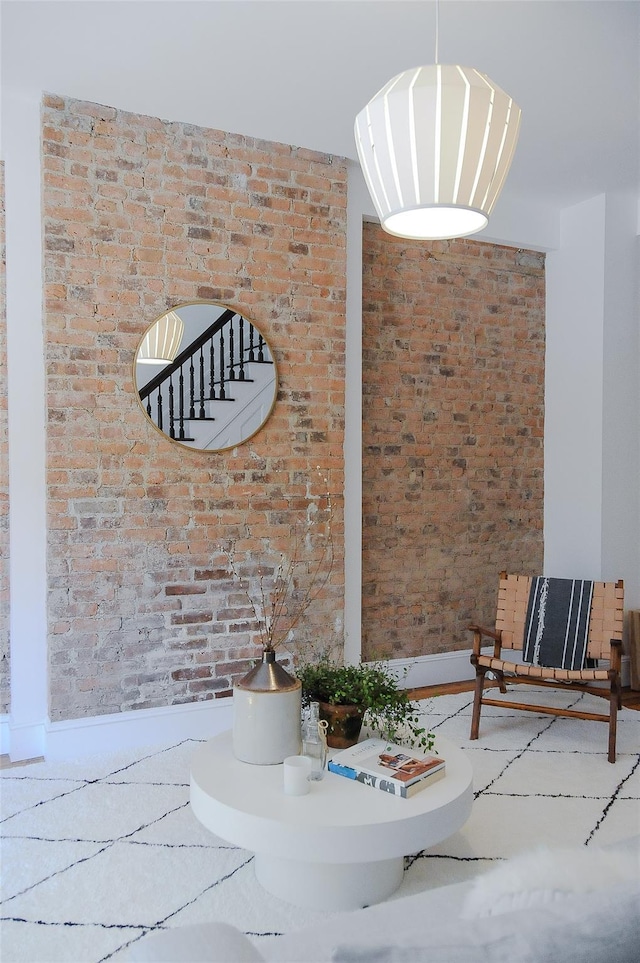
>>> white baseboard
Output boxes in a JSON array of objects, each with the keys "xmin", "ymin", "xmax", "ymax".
[
  {"xmin": 45, "ymin": 698, "xmax": 234, "ymax": 762},
  {"xmin": 1, "ymin": 717, "xmax": 45, "ymax": 761},
  {"xmin": 2, "ymin": 650, "xmax": 632, "ymax": 762},
  {"xmin": 2, "ymin": 654, "xmax": 474, "ymax": 762},
  {"xmin": 381, "ymin": 648, "xmax": 477, "ymax": 689},
  {"xmin": 2, "ymin": 699, "xmax": 234, "ymax": 763},
  {"xmin": 0, "ymin": 715, "xmax": 11, "ymax": 755}
]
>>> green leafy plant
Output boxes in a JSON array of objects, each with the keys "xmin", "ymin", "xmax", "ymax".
[{"xmin": 296, "ymin": 657, "xmax": 434, "ymax": 751}]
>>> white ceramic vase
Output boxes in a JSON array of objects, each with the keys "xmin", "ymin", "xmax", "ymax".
[{"xmin": 233, "ymin": 650, "xmax": 302, "ymax": 765}]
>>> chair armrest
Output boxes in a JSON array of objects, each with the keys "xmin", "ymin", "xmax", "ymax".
[
  {"xmin": 609, "ymin": 638, "xmax": 623, "ymax": 673},
  {"xmin": 468, "ymin": 624, "xmax": 501, "ymax": 641},
  {"xmin": 468, "ymin": 624, "xmax": 502, "ymax": 658}
]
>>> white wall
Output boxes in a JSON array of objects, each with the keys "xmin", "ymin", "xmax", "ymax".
[
  {"xmin": 343, "ymin": 162, "xmax": 365, "ymax": 666},
  {"xmin": 3, "ymin": 91, "xmax": 48, "ymax": 759},
  {"xmin": 545, "ymin": 193, "xmax": 640, "ymax": 608},
  {"xmin": 544, "ymin": 196, "xmax": 607, "ymax": 578},
  {"xmin": 601, "ymin": 195, "xmax": 640, "ymax": 606}
]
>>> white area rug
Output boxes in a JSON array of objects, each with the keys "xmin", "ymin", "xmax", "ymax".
[{"xmin": 1, "ymin": 687, "xmax": 638, "ymax": 962}]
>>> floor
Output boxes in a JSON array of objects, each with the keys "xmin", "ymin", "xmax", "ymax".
[{"xmin": 1, "ymin": 686, "xmax": 639, "ymax": 963}]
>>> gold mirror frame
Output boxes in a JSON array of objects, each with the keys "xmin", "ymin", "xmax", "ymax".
[{"xmin": 134, "ymin": 302, "xmax": 278, "ymax": 452}]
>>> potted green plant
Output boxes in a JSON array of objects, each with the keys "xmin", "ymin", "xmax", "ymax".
[{"xmin": 296, "ymin": 657, "xmax": 434, "ymax": 751}]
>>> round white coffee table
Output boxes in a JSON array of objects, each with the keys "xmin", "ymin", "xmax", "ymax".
[{"xmin": 190, "ymin": 731, "xmax": 472, "ymax": 910}]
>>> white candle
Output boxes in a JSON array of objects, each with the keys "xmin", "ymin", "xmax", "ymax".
[{"xmin": 283, "ymin": 755, "xmax": 312, "ymax": 795}]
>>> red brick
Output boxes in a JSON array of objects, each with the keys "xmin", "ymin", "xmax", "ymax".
[{"xmin": 38, "ymin": 95, "xmax": 347, "ymax": 722}]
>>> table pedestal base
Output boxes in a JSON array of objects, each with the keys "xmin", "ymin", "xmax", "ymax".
[{"xmin": 254, "ymin": 853, "xmax": 404, "ymax": 910}]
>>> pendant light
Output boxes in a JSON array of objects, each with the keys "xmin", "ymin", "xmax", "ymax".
[
  {"xmin": 354, "ymin": 4, "xmax": 521, "ymax": 241},
  {"xmin": 137, "ymin": 310, "xmax": 184, "ymax": 364}
]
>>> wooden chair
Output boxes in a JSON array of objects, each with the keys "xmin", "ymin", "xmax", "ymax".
[{"xmin": 469, "ymin": 572, "xmax": 624, "ymax": 762}]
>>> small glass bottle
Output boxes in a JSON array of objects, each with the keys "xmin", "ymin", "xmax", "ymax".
[{"xmin": 302, "ymin": 702, "xmax": 328, "ymax": 780}]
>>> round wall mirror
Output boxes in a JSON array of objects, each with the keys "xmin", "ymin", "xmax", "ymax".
[{"xmin": 134, "ymin": 302, "xmax": 278, "ymax": 452}]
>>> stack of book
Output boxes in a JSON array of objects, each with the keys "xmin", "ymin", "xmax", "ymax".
[{"xmin": 327, "ymin": 737, "xmax": 445, "ymax": 798}]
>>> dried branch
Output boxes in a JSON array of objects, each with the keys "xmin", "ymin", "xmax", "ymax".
[{"xmin": 221, "ymin": 468, "xmax": 335, "ymax": 652}]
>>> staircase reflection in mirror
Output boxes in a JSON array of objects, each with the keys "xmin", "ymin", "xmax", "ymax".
[{"xmin": 135, "ymin": 302, "xmax": 278, "ymax": 451}]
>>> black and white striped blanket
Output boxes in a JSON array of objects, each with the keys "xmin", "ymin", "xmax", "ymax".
[{"xmin": 523, "ymin": 577, "xmax": 594, "ymax": 670}]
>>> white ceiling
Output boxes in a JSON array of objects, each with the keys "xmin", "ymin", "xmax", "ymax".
[{"xmin": 2, "ymin": 0, "xmax": 639, "ymax": 214}]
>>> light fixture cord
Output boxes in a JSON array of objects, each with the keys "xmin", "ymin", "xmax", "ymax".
[{"xmin": 435, "ymin": 0, "xmax": 439, "ymax": 64}]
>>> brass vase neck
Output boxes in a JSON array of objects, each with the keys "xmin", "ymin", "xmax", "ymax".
[{"xmin": 236, "ymin": 649, "xmax": 301, "ymax": 693}]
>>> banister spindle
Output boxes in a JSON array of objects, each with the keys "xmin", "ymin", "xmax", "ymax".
[
  {"xmin": 179, "ymin": 364, "xmax": 186, "ymax": 439},
  {"xmin": 209, "ymin": 337, "xmax": 216, "ymax": 399},
  {"xmin": 168, "ymin": 375, "xmax": 176, "ymax": 439},
  {"xmin": 219, "ymin": 329, "xmax": 226, "ymax": 400},
  {"xmin": 199, "ymin": 347, "xmax": 206, "ymax": 418},
  {"xmin": 228, "ymin": 319, "xmax": 236, "ymax": 380},
  {"xmin": 189, "ymin": 356, "xmax": 196, "ymax": 419},
  {"xmin": 238, "ymin": 316, "xmax": 246, "ymax": 381}
]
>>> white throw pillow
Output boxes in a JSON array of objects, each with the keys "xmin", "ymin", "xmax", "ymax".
[
  {"xmin": 126, "ymin": 922, "xmax": 265, "ymax": 962},
  {"xmin": 333, "ymin": 884, "xmax": 640, "ymax": 963},
  {"xmin": 462, "ymin": 845, "xmax": 639, "ymax": 919}
]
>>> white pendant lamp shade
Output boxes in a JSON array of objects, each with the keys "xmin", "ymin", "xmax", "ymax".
[
  {"xmin": 137, "ymin": 311, "xmax": 184, "ymax": 364},
  {"xmin": 354, "ymin": 64, "xmax": 521, "ymax": 241}
]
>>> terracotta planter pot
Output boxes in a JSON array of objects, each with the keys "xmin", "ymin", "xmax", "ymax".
[{"xmin": 318, "ymin": 702, "xmax": 365, "ymax": 749}]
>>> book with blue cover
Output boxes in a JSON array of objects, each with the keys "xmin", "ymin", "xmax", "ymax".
[{"xmin": 328, "ymin": 738, "xmax": 445, "ymax": 798}]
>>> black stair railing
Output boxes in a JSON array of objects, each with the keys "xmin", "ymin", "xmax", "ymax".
[
  {"xmin": 138, "ymin": 310, "xmax": 272, "ymax": 443},
  {"xmin": 219, "ymin": 327, "xmax": 226, "ymax": 400},
  {"xmin": 228, "ymin": 323, "xmax": 235, "ymax": 381}
]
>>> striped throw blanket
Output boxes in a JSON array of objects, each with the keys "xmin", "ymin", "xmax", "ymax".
[{"xmin": 523, "ymin": 577, "xmax": 594, "ymax": 670}]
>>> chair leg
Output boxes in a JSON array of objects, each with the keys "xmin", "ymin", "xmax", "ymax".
[
  {"xmin": 608, "ymin": 677, "xmax": 620, "ymax": 764},
  {"xmin": 470, "ymin": 666, "xmax": 486, "ymax": 740}
]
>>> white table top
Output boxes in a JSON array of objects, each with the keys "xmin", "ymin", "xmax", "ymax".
[{"xmin": 190, "ymin": 731, "xmax": 473, "ymax": 865}]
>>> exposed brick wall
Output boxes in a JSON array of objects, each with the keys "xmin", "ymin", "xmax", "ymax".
[
  {"xmin": 361, "ymin": 224, "xmax": 544, "ymax": 660},
  {"xmin": 42, "ymin": 95, "xmax": 346, "ymax": 722},
  {"xmin": 0, "ymin": 162, "xmax": 9, "ymax": 714}
]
